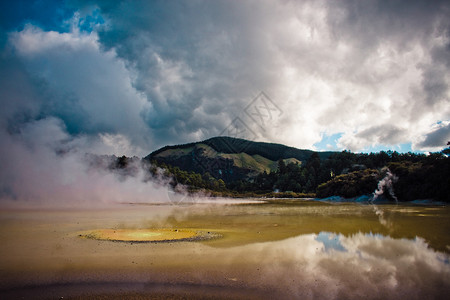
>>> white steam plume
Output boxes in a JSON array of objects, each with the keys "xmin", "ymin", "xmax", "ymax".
[
  {"xmin": 372, "ymin": 168, "xmax": 399, "ymax": 203},
  {"xmin": 0, "ymin": 117, "xmax": 173, "ymax": 208}
]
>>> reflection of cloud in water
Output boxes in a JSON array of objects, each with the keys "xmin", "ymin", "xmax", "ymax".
[
  {"xmin": 315, "ymin": 232, "xmax": 346, "ymax": 252},
  {"xmin": 231, "ymin": 232, "xmax": 450, "ymax": 299}
]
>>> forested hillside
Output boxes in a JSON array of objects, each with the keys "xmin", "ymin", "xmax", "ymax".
[
  {"xmin": 127, "ymin": 138, "xmax": 450, "ymax": 202},
  {"xmin": 146, "ymin": 137, "xmax": 335, "ymax": 183}
]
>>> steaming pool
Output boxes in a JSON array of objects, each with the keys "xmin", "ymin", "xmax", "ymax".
[{"xmin": 1, "ymin": 199, "xmax": 449, "ymax": 299}]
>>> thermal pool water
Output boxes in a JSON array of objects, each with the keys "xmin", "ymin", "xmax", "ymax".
[{"xmin": 1, "ymin": 199, "xmax": 449, "ymax": 299}]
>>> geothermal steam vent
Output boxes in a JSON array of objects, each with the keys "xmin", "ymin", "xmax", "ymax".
[{"xmin": 79, "ymin": 228, "xmax": 219, "ymax": 243}]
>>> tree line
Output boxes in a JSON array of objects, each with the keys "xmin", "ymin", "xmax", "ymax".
[{"xmin": 115, "ymin": 143, "xmax": 450, "ymax": 202}]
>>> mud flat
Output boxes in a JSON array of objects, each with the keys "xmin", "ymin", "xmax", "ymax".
[{"xmin": 0, "ymin": 201, "xmax": 449, "ymax": 299}]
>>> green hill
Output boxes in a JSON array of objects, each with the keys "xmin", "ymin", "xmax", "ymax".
[
  {"xmin": 140, "ymin": 137, "xmax": 449, "ymax": 201},
  {"xmin": 145, "ymin": 136, "xmax": 335, "ymax": 182}
]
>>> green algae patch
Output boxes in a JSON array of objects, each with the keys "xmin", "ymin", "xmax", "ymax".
[{"xmin": 78, "ymin": 228, "xmax": 220, "ymax": 243}]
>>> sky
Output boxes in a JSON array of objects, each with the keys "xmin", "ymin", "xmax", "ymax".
[
  {"xmin": 1, "ymin": 0, "xmax": 449, "ymax": 157},
  {"xmin": 0, "ymin": 0, "xmax": 448, "ymax": 205}
]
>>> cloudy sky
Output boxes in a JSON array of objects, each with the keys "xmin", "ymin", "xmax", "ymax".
[{"xmin": 1, "ymin": 0, "xmax": 449, "ymax": 158}]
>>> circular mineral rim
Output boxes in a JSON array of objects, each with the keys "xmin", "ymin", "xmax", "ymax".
[{"xmin": 78, "ymin": 228, "xmax": 219, "ymax": 243}]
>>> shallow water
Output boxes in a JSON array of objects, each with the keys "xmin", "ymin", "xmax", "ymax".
[{"xmin": 0, "ymin": 199, "xmax": 449, "ymax": 299}]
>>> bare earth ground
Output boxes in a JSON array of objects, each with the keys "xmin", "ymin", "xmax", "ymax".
[{"xmin": 0, "ymin": 200, "xmax": 449, "ymax": 299}]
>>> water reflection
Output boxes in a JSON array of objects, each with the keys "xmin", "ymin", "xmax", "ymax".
[
  {"xmin": 238, "ymin": 231, "xmax": 450, "ymax": 299},
  {"xmin": 315, "ymin": 232, "xmax": 347, "ymax": 252},
  {"xmin": 1, "ymin": 204, "xmax": 449, "ymax": 299}
]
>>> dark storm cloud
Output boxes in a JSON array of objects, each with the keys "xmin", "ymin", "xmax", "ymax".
[
  {"xmin": 80, "ymin": 0, "xmax": 288, "ymax": 146},
  {"xmin": 324, "ymin": 0, "xmax": 450, "ymax": 116},
  {"xmin": 356, "ymin": 125, "xmax": 407, "ymax": 145},
  {"xmin": 338, "ymin": 124, "xmax": 408, "ymax": 151},
  {"xmin": 1, "ymin": 0, "xmax": 450, "ymax": 159},
  {"xmin": 75, "ymin": 0, "xmax": 449, "ymax": 151},
  {"xmin": 419, "ymin": 123, "xmax": 450, "ymax": 148},
  {"xmin": 326, "ymin": 0, "xmax": 448, "ymax": 45},
  {"xmin": 421, "ymin": 44, "xmax": 450, "ymax": 107}
]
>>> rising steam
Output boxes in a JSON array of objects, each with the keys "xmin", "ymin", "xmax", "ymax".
[
  {"xmin": 372, "ymin": 168, "xmax": 399, "ymax": 203},
  {"xmin": 0, "ymin": 117, "xmax": 176, "ymax": 208},
  {"xmin": 370, "ymin": 168, "xmax": 399, "ymax": 229}
]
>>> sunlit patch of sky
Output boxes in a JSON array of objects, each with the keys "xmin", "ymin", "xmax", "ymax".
[
  {"xmin": 313, "ymin": 132, "xmax": 343, "ymax": 152},
  {"xmin": 76, "ymin": 8, "xmax": 104, "ymax": 33},
  {"xmin": 314, "ymin": 133, "xmax": 421, "ymax": 153},
  {"xmin": 1, "ymin": 0, "xmax": 449, "ymax": 155},
  {"xmin": 0, "ymin": 0, "xmax": 75, "ymax": 32},
  {"xmin": 361, "ymin": 143, "xmax": 417, "ymax": 154}
]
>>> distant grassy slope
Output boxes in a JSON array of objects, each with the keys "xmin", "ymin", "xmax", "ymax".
[
  {"xmin": 221, "ymin": 152, "xmax": 273, "ymax": 173},
  {"xmin": 155, "ymin": 146, "xmax": 195, "ymax": 157},
  {"xmin": 145, "ymin": 136, "xmax": 336, "ymax": 182},
  {"xmin": 147, "ymin": 136, "xmax": 334, "ymax": 161}
]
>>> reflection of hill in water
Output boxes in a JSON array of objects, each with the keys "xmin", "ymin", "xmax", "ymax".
[{"xmin": 1, "ymin": 202, "xmax": 449, "ymax": 299}]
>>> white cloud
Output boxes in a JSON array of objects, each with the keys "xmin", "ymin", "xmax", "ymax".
[
  {"xmin": 9, "ymin": 23, "xmax": 152, "ymax": 155},
  {"xmin": 84, "ymin": 0, "xmax": 449, "ymax": 151},
  {"xmin": 9, "ymin": 24, "xmax": 97, "ymax": 55},
  {"xmin": 217, "ymin": 232, "xmax": 450, "ymax": 299},
  {"xmin": 0, "ymin": 13, "xmax": 169, "ymax": 206},
  {"xmin": 2, "ymin": 0, "xmax": 450, "ymax": 157}
]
